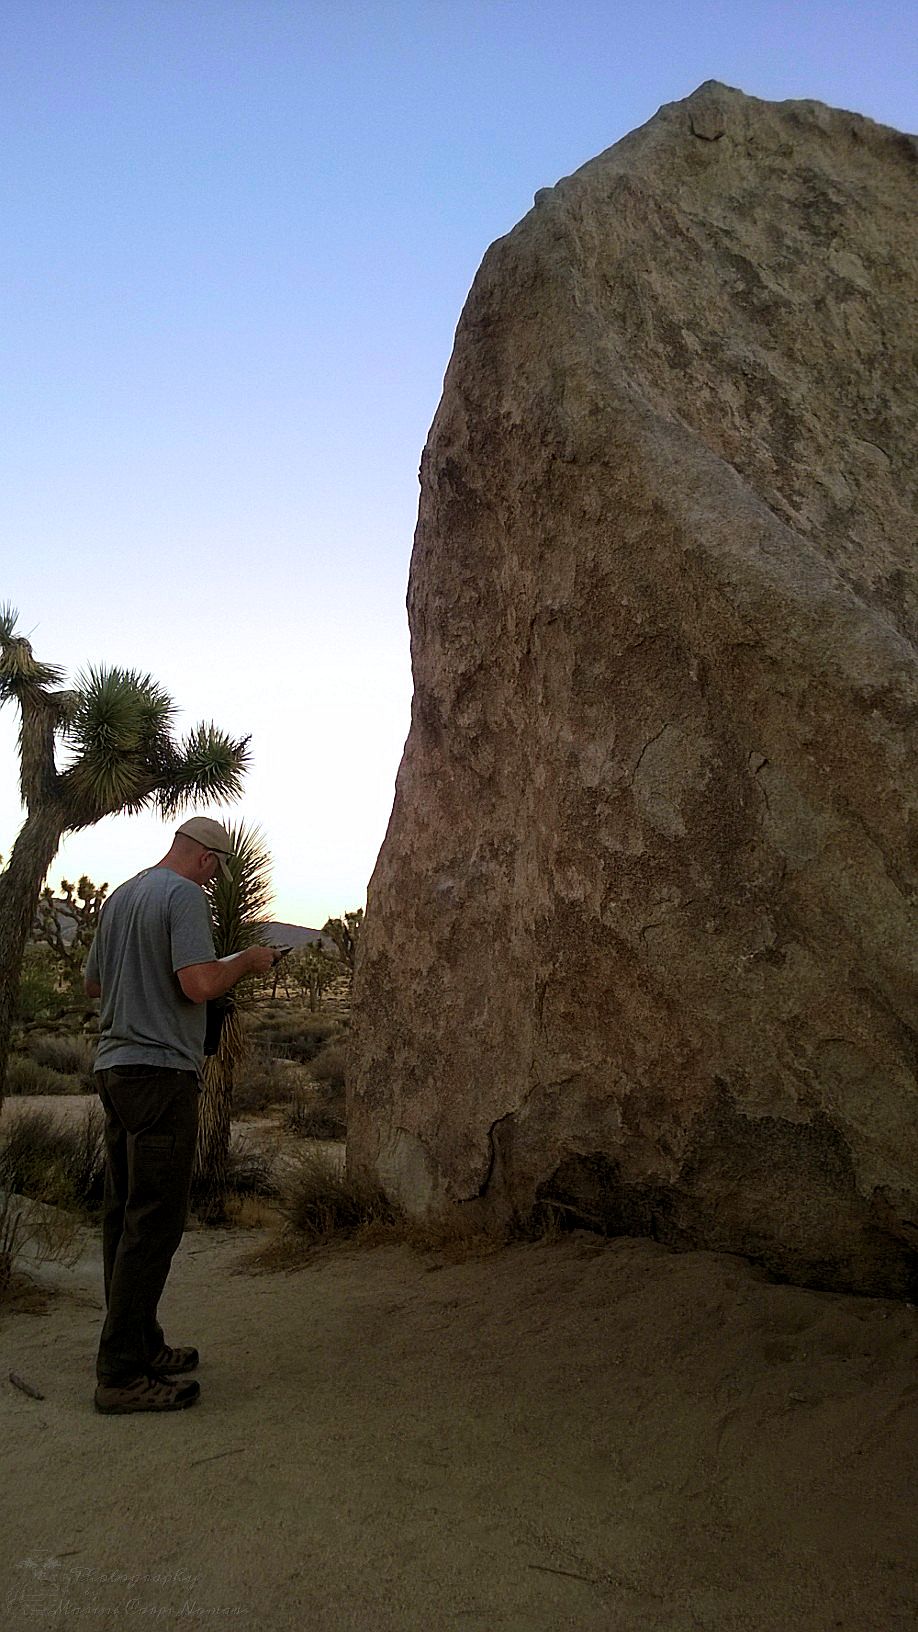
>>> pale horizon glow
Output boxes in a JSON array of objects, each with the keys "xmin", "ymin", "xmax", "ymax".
[{"xmin": 2, "ymin": 1, "xmax": 915, "ymax": 926}]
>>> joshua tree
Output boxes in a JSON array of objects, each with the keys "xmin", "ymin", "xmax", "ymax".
[
  {"xmin": 290, "ymin": 942, "xmax": 340, "ymax": 1012},
  {"xmin": 322, "ymin": 909, "xmax": 364, "ymax": 985},
  {"xmin": 34, "ymin": 874, "xmax": 109, "ymax": 988},
  {"xmin": 195, "ymin": 821, "xmax": 273, "ymax": 1213},
  {"xmin": 0, "ymin": 603, "xmax": 250, "ymax": 1101}
]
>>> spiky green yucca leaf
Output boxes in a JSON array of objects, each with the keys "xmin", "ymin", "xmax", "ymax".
[
  {"xmin": 54, "ymin": 668, "xmax": 162, "ymax": 822},
  {"xmin": 119, "ymin": 672, "xmax": 174, "ymax": 744},
  {"xmin": 0, "ymin": 625, "xmax": 66, "ymax": 697},
  {"xmin": 66, "ymin": 667, "xmax": 174, "ymax": 756},
  {"xmin": 157, "ymin": 724, "xmax": 251, "ymax": 819},
  {"xmin": 0, "ymin": 607, "xmax": 65, "ymax": 697},
  {"xmin": 204, "ymin": 820, "xmax": 274, "ymax": 958},
  {"xmin": 60, "ymin": 754, "xmax": 152, "ymax": 824}
]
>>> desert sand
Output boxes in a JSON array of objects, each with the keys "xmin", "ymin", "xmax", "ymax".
[{"xmin": 1, "ymin": 1146, "xmax": 916, "ymax": 1632}]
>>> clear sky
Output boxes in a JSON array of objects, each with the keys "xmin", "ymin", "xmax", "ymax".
[{"xmin": 2, "ymin": 1, "xmax": 915, "ymax": 926}]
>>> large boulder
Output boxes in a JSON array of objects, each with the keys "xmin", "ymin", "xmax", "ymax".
[{"xmin": 350, "ymin": 83, "xmax": 918, "ymax": 1296}]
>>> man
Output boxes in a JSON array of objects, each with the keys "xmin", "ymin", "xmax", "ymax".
[{"xmin": 84, "ymin": 816, "xmax": 278, "ymax": 1415}]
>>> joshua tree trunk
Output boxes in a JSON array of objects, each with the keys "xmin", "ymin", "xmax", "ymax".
[
  {"xmin": 191, "ymin": 820, "xmax": 272, "ymax": 1215},
  {"xmin": 0, "ymin": 806, "xmax": 66, "ymax": 1101},
  {"xmin": 194, "ymin": 1003, "xmax": 245, "ymax": 1217}
]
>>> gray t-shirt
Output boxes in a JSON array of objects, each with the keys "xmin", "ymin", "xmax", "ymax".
[{"xmin": 85, "ymin": 866, "xmax": 216, "ymax": 1074}]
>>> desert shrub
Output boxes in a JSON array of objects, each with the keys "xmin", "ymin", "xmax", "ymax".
[
  {"xmin": 248, "ymin": 1012, "xmax": 340, "ymax": 1063},
  {"xmin": 190, "ymin": 1131, "xmax": 278, "ymax": 1222},
  {"xmin": 231, "ymin": 1048, "xmax": 294, "ymax": 1116},
  {"xmin": 225, "ymin": 1134, "xmax": 279, "ymax": 1198},
  {"xmin": 5, "ymin": 1054, "xmax": 80, "ymax": 1096},
  {"xmin": 16, "ymin": 944, "xmax": 63, "ymax": 1024},
  {"xmin": 282, "ymin": 1087, "xmax": 346, "ymax": 1141},
  {"xmin": 278, "ymin": 1147, "xmax": 396, "ymax": 1242},
  {"xmin": 26, "ymin": 1033, "xmax": 95, "ymax": 1078},
  {"xmin": 0, "ymin": 1106, "xmax": 105, "ymax": 1210},
  {"xmin": 310, "ymin": 1040, "xmax": 348, "ymax": 1091}
]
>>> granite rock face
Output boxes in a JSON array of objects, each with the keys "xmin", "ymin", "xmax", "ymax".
[{"xmin": 350, "ymin": 84, "xmax": 918, "ymax": 1295}]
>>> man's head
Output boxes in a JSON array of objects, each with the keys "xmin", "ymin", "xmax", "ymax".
[{"xmin": 169, "ymin": 817, "xmax": 235, "ymax": 886}]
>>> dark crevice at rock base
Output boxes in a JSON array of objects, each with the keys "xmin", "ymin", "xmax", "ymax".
[{"xmin": 526, "ymin": 1092, "xmax": 917, "ymax": 1299}]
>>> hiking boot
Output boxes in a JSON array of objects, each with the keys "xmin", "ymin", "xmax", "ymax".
[
  {"xmin": 94, "ymin": 1373, "xmax": 201, "ymax": 1415},
  {"xmin": 149, "ymin": 1343, "xmax": 200, "ymax": 1375}
]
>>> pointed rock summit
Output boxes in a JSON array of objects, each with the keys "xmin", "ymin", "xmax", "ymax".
[{"xmin": 351, "ymin": 85, "xmax": 918, "ymax": 1295}]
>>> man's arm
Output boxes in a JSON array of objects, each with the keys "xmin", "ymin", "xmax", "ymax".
[
  {"xmin": 84, "ymin": 976, "xmax": 102, "ymax": 999},
  {"xmin": 177, "ymin": 944, "xmax": 277, "ymax": 1004}
]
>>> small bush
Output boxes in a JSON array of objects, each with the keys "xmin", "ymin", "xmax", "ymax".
[
  {"xmin": 248, "ymin": 1013, "xmax": 340, "ymax": 1064},
  {"xmin": 5, "ymin": 1054, "xmax": 79, "ymax": 1096},
  {"xmin": 26, "ymin": 1033, "xmax": 96, "ymax": 1078},
  {"xmin": 282, "ymin": 1088, "xmax": 346, "ymax": 1141},
  {"xmin": 231, "ymin": 1049, "xmax": 295, "ymax": 1116},
  {"xmin": 0, "ymin": 1107, "xmax": 105, "ymax": 1210},
  {"xmin": 16, "ymin": 945, "xmax": 62, "ymax": 1024},
  {"xmin": 310, "ymin": 1040, "xmax": 347, "ymax": 1091},
  {"xmin": 278, "ymin": 1147, "xmax": 396, "ymax": 1242}
]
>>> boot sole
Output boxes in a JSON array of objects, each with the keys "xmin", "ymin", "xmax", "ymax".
[{"xmin": 94, "ymin": 1385, "xmax": 200, "ymax": 1415}]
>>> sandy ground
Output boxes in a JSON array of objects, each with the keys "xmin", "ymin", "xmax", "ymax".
[{"xmin": 1, "ymin": 1103, "xmax": 917, "ymax": 1632}]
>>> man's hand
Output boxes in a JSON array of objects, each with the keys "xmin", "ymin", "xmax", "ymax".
[{"xmin": 179, "ymin": 942, "xmax": 282, "ymax": 1002}]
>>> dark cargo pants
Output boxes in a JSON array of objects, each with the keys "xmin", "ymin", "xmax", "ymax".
[{"xmin": 95, "ymin": 1065, "xmax": 199, "ymax": 1384}]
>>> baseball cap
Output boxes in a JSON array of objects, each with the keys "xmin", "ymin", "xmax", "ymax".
[{"xmin": 176, "ymin": 816, "xmax": 234, "ymax": 881}]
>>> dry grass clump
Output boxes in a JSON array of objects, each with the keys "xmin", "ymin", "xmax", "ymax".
[
  {"xmin": 0, "ymin": 1187, "xmax": 26, "ymax": 1294},
  {"xmin": 1, "ymin": 1182, "xmax": 89, "ymax": 1300},
  {"xmin": 244, "ymin": 1148, "xmax": 511, "ymax": 1274},
  {"xmin": 5, "ymin": 1053, "xmax": 77, "ymax": 1096},
  {"xmin": 191, "ymin": 1131, "xmax": 280, "ymax": 1225},
  {"xmin": 224, "ymin": 1134, "xmax": 279, "ymax": 1199},
  {"xmin": 7, "ymin": 1031, "xmax": 96, "ymax": 1095},
  {"xmin": 25, "ymin": 1032, "xmax": 96, "ymax": 1078},
  {"xmin": 0, "ymin": 1105, "xmax": 105, "ymax": 1211},
  {"xmin": 221, "ymin": 1192, "xmax": 280, "ymax": 1229},
  {"xmin": 277, "ymin": 1146, "xmax": 394, "ymax": 1242},
  {"xmin": 282, "ymin": 1086, "xmax": 345, "ymax": 1141},
  {"xmin": 22, "ymin": 1196, "xmax": 86, "ymax": 1267}
]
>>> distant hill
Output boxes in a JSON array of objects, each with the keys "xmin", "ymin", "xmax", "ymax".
[
  {"xmin": 260, "ymin": 921, "xmax": 337, "ymax": 953},
  {"xmin": 36, "ymin": 903, "xmax": 335, "ymax": 956}
]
